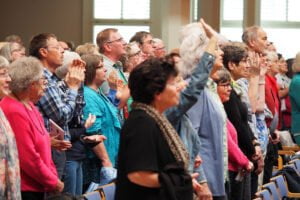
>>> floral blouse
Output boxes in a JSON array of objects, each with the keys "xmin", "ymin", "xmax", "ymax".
[{"xmin": 0, "ymin": 109, "xmax": 21, "ymax": 200}]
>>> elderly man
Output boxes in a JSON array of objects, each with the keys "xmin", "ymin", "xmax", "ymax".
[
  {"xmin": 96, "ymin": 28, "xmax": 130, "ymax": 121},
  {"xmin": 130, "ymin": 31, "xmax": 155, "ymax": 59},
  {"xmin": 152, "ymin": 38, "xmax": 166, "ymax": 58},
  {"xmin": 96, "ymin": 28, "xmax": 127, "ymax": 95},
  {"xmin": 242, "ymin": 26, "xmax": 280, "ymax": 197},
  {"xmin": 29, "ymin": 33, "xmax": 84, "ymax": 178}
]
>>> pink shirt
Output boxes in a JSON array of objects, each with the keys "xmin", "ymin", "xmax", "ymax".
[
  {"xmin": 227, "ymin": 119, "xmax": 249, "ymax": 172},
  {"xmin": 0, "ymin": 97, "xmax": 58, "ymax": 192}
]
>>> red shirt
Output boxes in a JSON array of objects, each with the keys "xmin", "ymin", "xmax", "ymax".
[
  {"xmin": 227, "ymin": 119, "xmax": 249, "ymax": 172},
  {"xmin": 0, "ymin": 97, "xmax": 58, "ymax": 192},
  {"xmin": 265, "ymin": 74, "xmax": 281, "ymax": 129}
]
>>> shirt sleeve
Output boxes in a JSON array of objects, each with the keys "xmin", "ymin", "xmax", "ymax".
[
  {"xmin": 37, "ymin": 84, "xmax": 77, "ymax": 124},
  {"xmin": 165, "ymin": 52, "xmax": 215, "ymax": 126}
]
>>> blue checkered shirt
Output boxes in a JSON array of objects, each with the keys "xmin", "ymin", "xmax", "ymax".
[{"xmin": 36, "ymin": 68, "xmax": 78, "ymax": 140}]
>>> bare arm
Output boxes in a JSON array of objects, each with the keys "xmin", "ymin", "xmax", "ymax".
[
  {"xmin": 92, "ymin": 142, "xmax": 112, "ymax": 167},
  {"xmin": 127, "ymin": 171, "xmax": 160, "ymax": 188}
]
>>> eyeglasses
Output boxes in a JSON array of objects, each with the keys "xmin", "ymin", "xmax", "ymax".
[
  {"xmin": 106, "ymin": 37, "xmax": 124, "ymax": 44},
  {"xmin": 45, "ymin": 45, "xmax": 63, "ymax": 51},
  {"xmin": 0, "ymin": 71, "xmax": 10, "ymax": 78},
  {"xmin": 155, "ymin": 46, "xmax": 166, "ymax": 51},
  {"xmin": 217, "ymin": 83, "xmax": 231, "ymax": 89},
  {"xmin": 129, "ymin": 51, "xmax": 142, "ymax": 58},
  {"xmin": 38, "ymin": 77, "xmax": 47, "ymax": 85},
  {"xmin": 95, "ymin": 64, "xmax": 104, "ymax": 69}
]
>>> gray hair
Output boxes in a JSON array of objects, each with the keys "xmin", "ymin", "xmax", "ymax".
[
  {"xmin": 0, "ymin": 42, "xmax": 24, "ymax": 62},
  {"xmin": 215, "ymin": 68, "xmax": 231, "ymax": 84},
  {"xmin": 178, "ymin": 23, "xmax": 209, "ymax": 78},
  {"xmin": 152, "ymin": 38, "xmax": 164, "ymax": 46},
  {"xmin": 292, "ymin": 52, "xmax": 300, "ymax": 73},
  {"xmin": 55, "ymin": 51, "xmax": 81, "ymax": 79},
  {"xmin": 0, "ymin": 56, "xmax": 9, "ymax": 69},
  {"xmin": 9, "ymin": 56, "xmax": 43, "ymax": 93},
  {"xmin": 265, "ymin": 51, "xmax": 278, "ymax": 62},
  {"xmin": 242, "ymin": 26, "xmax": 260, "ymax": 45},
  {"xmin": 75, "ymin": 43, "xmax": 100, "ymax": 57}
]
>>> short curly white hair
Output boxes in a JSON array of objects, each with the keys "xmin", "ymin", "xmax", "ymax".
[{"xmin": 178, "ymin": 23, "xmax": 209, "ymax": 78}]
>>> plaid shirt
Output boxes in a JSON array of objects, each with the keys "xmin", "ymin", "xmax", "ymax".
[{"xmin": 36, "ymin": 68, "xmax": 78, "ymax": 140}]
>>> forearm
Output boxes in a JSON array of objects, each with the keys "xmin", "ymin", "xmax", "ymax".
[
  {"xmin": 128, "ymin": 171, "xmax": 160, "ymax": 188},
  {"xmin": 92, "ymin": 142, "xmax": 112, "ymax": 167},
  {"xmin": 248, "ymin": 75, "xmax": 260, "ymax": 113},
  {"xmin": 256, "ymin": 78, "xmax": 266, "ymax": 113}
]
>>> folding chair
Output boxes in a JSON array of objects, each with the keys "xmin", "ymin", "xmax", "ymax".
[
  {"xmin": 271, "ymin": 175, "xmax": 300, "ymax": 199},
  {"xmin": 261, "ymin": 182, "xmax": 280, "ymax": 200},
  {"xmin": 97, "ymin": 182, "xmax": 116, "ymax": 200},
  {"xmin": 84, "ymin": 190, "xmax": 102, "ymax": 200},
  {"xmin": 255, "ymin": 189, "xmax": 272, "ymax": 200},
  {"xmin": 289, "ymin": 159, "xmax": 300, "ymax": 173}
]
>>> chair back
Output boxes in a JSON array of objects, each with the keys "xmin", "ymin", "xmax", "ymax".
[
  {"xmin": 262, "ymin": 182, "xmax": 280, "ymax": 200},
  {"xmin": 97, "ymin": 182, "xmax": 116, "ymax": 200},
  {"xmin": 271, "ymin": 175, "xmax": 288, "ymax": 198},
  {"xmin": 257, "ymin": 189, "xmax": 272, "ymax": 200},
  {"xmin": 84, "ymin": 191, "xmax": 102, "ymax": 200}
]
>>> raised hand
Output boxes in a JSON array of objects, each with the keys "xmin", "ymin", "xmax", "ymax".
[
  {"xmin": 65, "ymin": 60, "xmax": 85, "ymax": 90},
  {"xmin": 200, "ymin": 18, "xmax": 215, "ymax": 39},
  {"xmin": 84, "ymin": 113, "xmax": 96, "ymax": 129}
]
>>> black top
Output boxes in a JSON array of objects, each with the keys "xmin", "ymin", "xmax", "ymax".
[
  {"xmin": 116, "ymin": 109, "xmax": 189, "ymax": 200},
  {"xmin": 223, "ymin": 90, "xmax": 256, "ymax": 159}
]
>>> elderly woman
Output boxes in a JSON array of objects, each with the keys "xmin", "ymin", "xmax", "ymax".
[
  {"xmin": 116, "ymin": 58, "xmax": 198, "ymax": 200},
  {"xmin": 0, "ymin": 56, "xmax": 21, "ymax": 200},
  {"xmin": 289, "ymin": 52, "xmax": 300, "ymax": 145},
  {"xmin": 123, "ymin": 42, "xmax": 144, "ymax": 78},
  {"xmin": 0, "ymin": 57, "xmax": 63, "ymax": 200},
  {"xmin": 0, "ymin": 42, "xmax": 25, "ymax": 63},
  {"xmin": 183, "ymin": 20, "xmax": 228, "ymax": 199},
  {"xmin": 215, "ymin": 69, "xmax": 253, "ymax": 200},
  {"xmin": 82, "ymin": 54, "xmax": 120, "ymax": 188}
]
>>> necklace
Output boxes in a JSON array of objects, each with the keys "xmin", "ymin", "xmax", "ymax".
[{"xmin": 11, "ymin": 93, "xmax": 46, "ymax": 136}]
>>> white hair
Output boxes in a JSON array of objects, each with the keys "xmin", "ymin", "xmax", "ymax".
[
  {"xmin": 178, "ymin": 23, "xmax": 209, "ymax": 78},
  {"xmin": 55, "ymin": 51, "xmax": 81, "ymax": 79},
  {"xmin": 265, "ymin": 51, "xmax": 278, "ymax": 62}
]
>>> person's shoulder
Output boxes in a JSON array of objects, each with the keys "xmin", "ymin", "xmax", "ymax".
[{"xmin": 125, "ymin": 110, "xmax": 157, "ymax": 127}]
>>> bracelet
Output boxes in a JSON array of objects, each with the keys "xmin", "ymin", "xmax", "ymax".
[{"xmin": 258, "ymin": 81, "xmax": 265, "ymax": 85}]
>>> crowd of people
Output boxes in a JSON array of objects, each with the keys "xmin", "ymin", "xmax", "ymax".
[{"xmin": 0, "ymin": 18, "xmax": 299, "ymax": 200}]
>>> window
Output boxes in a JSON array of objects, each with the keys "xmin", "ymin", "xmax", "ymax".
[
  {"xmin": 93, "ymin": 0, "xmax": 150, "ymax": 43},
  {"xmin": 191, "ymin": 0, "xmax": 199, "ymax": 22},
  {"xmin": 261, "ymin": 0, "xmax": 300, "ymax": 58},
  {"xmin": 220, "ymin": 0, "xmax": 244, "ymax": 41}
]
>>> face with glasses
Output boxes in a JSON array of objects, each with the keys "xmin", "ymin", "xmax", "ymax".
[
  {"xmin": 94, "ymin": 61, "xmax": 107, "ymax": 86},
  {"xmin": 30, "ymin": 75, "xmax": 48, "ymax": 103},
  {"xmin": 229, "ymin": 56, "xmax": 251, "ymax": 80},
  {"xmin": 217, "ymin": 81, "xmax": 232, "ymax": 103},
  {"xmin": 106, "ymin": 32, "xmax": 126, "ymax": 58},
  {"xmin": 153, "ymin": 43, "xmax": 166, "ymax": 58},
  {"xmin": 41, "ymin": 37, "xmax": 64, "ymax": 68},
  {"xmin": 0, "ymin": 68, "xmax": 11, "ymax": 98}
]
